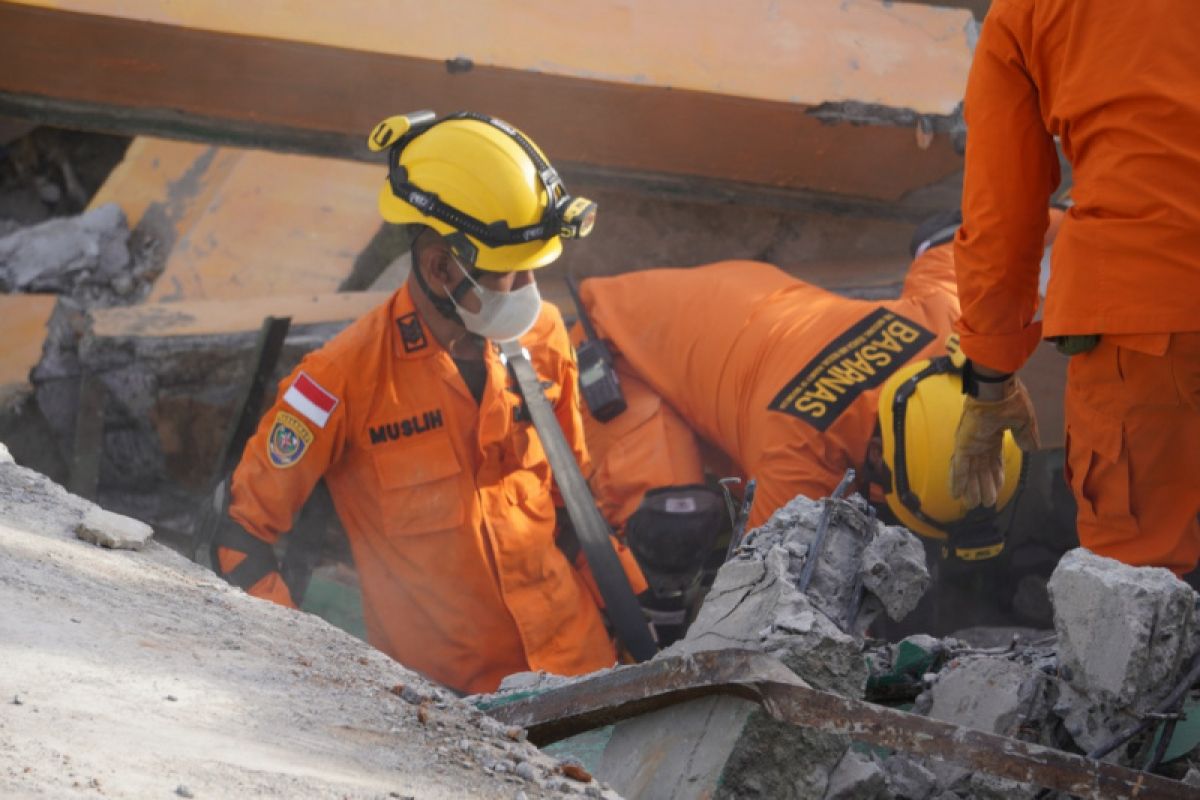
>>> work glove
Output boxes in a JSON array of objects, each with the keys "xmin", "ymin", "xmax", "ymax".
[{"xmin": 949, "ymin": 378, "xmax": 1040, "ymax": 508}]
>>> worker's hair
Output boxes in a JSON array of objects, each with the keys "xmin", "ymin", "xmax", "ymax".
[{"xmin": 408, "ymin": 224, "xmax": 436, "ymax": 268}]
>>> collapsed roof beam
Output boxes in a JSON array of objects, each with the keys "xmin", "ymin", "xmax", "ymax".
[{"xmin": 0, "ymin": 0, "xmax": 974, "ymax": 210}]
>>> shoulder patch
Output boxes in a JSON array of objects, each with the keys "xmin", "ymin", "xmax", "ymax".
[
  {"xmin": 267, "ymin": 411, "xmax": 314, "ymax": 468},
  {"xmin": 282, "ymin": 371, "xmax": 339, "ymax": 428},
  {"xmin": 769, "ymin": 308, "xmax": 934, "ymax": 431},
  {"xmin": 397, "ymin": 312, "xmax": 428, "ymax": 352}
]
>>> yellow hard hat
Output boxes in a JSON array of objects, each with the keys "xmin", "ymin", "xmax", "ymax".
[
  {"xmin": 367, "ymin": 111, "xmax": 597, "ymax": 273},
  {"xmin": 877, "ymin": 351, "xmax": 1024, "ymax": 544}
]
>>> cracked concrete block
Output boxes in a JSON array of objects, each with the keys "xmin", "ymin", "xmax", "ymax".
[
  {"xmin": 861, "ymin": 524, "xmax": 930, "ymax": 622},
  {"xmin": 928, "ymin": 656, "xmax": 1049, "ymax": 737},
  {"xmin": 882, "ymin": 754, "xmax": 936, "ymax": 800},
  {"xmin": 1048, "ymin": 548, "xmax": 1199, "ymax": 754},
  {"xmin": 743, "ymin": 494, "xmax": 930, "ymax": 635},
  {"xmin": 75, "ymin": 505, "xmax": 154, "ymax": 551},
  {"xmin": 824, "ymin": 749, "xmax": 888, "ymax": 800}
]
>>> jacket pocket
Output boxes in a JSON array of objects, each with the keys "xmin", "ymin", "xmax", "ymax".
[{"xmin": 372, "ymin": 435, "xmax": 465, "ymax": 535}]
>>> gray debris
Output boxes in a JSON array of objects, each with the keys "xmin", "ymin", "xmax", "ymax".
[
  {"xmin": 1048, "ymin": 548, "xmax": 1199, "ymax": 755},
  {"xmin": 882, "ymin": 754, "xmax": 936, "ymax": 800},
  {"xmin": 860, "ymin": 524, "xmax": 929, "ymax": 622},
  {"xmin": 75, "ymin": 505, "xmax": 154, "ymax": 551},
  {"xmin": 823, "ymin": 749, "xmax": 888, "ymax": 800},
  {"xmin": 927, "ymin": 656, "xmax": 1050, "ymax": 738},
  {"xmin": 0, "ymin": 204, "xmax": 148, "ymax": 304},
  {"xmin": 738, "ymin": 493, "xmax": 930, "ymax": 635}
]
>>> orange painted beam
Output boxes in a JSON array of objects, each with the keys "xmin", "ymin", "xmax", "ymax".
[
  {"xmin": 91, "ymin": 138, "xmax": 382, "ymax": 302},
  {"xmin": 0, "ymin": 0, "xmax": 973, "ymax": 205},
  {"xmin": 0, "ymin": 294, "xmax": 56, "ymax": 391}
]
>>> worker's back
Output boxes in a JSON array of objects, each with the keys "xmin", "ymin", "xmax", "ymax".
[
  {"xmin": 581, "ymin": 253, "xmax": 959, "ymax": 526},
  {"xmin": 968, "ymin": 0, "xmax": 1200, "ymax": 336}
]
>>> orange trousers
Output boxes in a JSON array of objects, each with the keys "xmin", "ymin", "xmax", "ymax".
[{"xmin": 1064, "ymin": 332, "xmax": 1200, "ymax": 575}]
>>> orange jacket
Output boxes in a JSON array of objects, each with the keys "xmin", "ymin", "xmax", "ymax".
[
  {"xmin": 955, "ymin": 0, "xmax": 1200, "ymax": 373},
  {"xmin": 227, "ymin": 285, "xmax": 640, "ymax": 694},
  {"xmin": 580, "ymin": 253, "xmax": 961, "ymax": 528}
]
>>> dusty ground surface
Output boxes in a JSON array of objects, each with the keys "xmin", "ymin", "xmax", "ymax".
[{"xmin": 0, "ymin": 455, "xmax": 611, "ymax": 799}]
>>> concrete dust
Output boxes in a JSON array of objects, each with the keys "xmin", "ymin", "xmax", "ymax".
[{"xmin": 0, "ymin": 451, "xmax": 611, "ymax": 799}]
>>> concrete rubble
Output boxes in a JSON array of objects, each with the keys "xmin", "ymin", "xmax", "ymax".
[
  {"xmin": 478, "ymin": 531, "xmax": 1200, "ymax": 799},
  {"xmin": 0, "ymin": 202, "xmax": 157, "ymax": 304},
  {"xmin": 1049, "ymin": 548, "xmax": 1200, "ymax": 755},
  {"xmin": 75, "ymin": 504, "xmax": 155, "ymax": 551},
  {"xmin": 877, "ymin": 548, "xmax": 1200, "ymax": 798}
]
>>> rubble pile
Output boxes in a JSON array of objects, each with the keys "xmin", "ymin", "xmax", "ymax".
[
  {"xmin": 479, "ymin": 493, "xmax": 1200, "ymax": 799},
  {"xmin": 872, "ymin": 548, "xmax": 1200, "ymax": 799},
  {"xmin": 0, "ymin": 203, "xmax": 158, "ymax": 305}
]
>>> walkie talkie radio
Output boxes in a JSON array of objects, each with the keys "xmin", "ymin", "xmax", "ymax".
[{"xmin": 567, "ymin": 275, "xmax": 627, "ymax": 422}]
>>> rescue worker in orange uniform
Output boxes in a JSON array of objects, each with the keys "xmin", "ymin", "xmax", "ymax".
[
  {"xmin": 213, "ymin": 111, "xmax": 645, "ymax": 694},
  {"xmin": 573, "ymin": 219, "xmax": 1046, "ymax": 577},
  {"xmin": 950, "ymin": 1, "xmax": 1200, "ymax": 575}
]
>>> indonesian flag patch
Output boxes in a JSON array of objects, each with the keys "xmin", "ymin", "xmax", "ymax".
[{"xmin": 283, "ymin": 372, "xmax": 339, "ymax": 429}]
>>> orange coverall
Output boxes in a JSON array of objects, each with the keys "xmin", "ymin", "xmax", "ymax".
[
  {"xmin": 954, "ymin": 0, "xmax": 1200, "ymax": 572},
  {"xmin": 578, "ymin": 251, "xmax": 962, "ymax": 530},
  {"xmin": 225, "ymin": 285, "xmax": 644, "ymax": 694}
]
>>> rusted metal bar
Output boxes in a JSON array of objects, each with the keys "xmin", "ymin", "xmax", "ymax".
[
  {"xmin": 487, "ymin": 650, "xmax": 1199, "ymax": 799},
  {"xmin": 797, "ymin": 466, "xmax": 857, "ymax": 592}
]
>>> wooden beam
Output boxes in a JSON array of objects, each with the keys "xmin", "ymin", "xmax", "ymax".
[{"xmin": 0, "ymin": 0, "xmax": 970, "ymax": 204}]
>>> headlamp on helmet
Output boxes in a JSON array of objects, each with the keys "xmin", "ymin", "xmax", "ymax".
[{"xmin": 368, "ymin": 110, "xmax": 597, "ymax": 269}]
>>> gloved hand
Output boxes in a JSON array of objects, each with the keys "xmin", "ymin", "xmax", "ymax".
[{"xmin": 950, "ymin": 378, "xmax": 1040, "ymax": 508}]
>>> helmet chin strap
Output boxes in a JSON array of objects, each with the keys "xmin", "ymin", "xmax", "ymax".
[{"xmin": 411, "ymin": 253, "xmax": 466, "ymax": 323}]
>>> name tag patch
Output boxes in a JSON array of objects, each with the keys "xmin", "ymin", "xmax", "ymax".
[
  {"xmin": 369, "ymin": 409, "xmax": 445, "ymax": 444},
  {"xmin": 769, "ymin": 308, "xmax": 934, "ymax": 431},
  {"xmin": 268, "ymin": 411, "xmax": 314, "ymax": 468}
]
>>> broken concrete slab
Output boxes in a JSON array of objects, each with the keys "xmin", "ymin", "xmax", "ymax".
[
  {"xmin": 1048, "ymin": 548, "xmax": 1200, "ymax": 755},
  {"xmin": 75, "ymin": 504, "xmax": 154, "ymax": 550}
]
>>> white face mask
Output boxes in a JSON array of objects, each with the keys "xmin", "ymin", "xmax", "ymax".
[{"xmin": 445, "ymin": 260, "xmax": 542, "ymax": 342}]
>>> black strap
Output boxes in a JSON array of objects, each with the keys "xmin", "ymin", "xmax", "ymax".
[
  {"xmin": 214, "ymin": 519, "xmax": 280, "ymax": 591},
  {"xmin": 501, "ymin": 341, "xmax": 657, "ymax": 661},
  {"xmin": 565, "ymin": 273, "xmax": 602, "ymax": 343}
]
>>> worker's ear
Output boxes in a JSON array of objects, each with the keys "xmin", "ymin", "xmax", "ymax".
[{"xmin": 421, "ymin": 241, "xmax": 456, "ymax": 292}]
